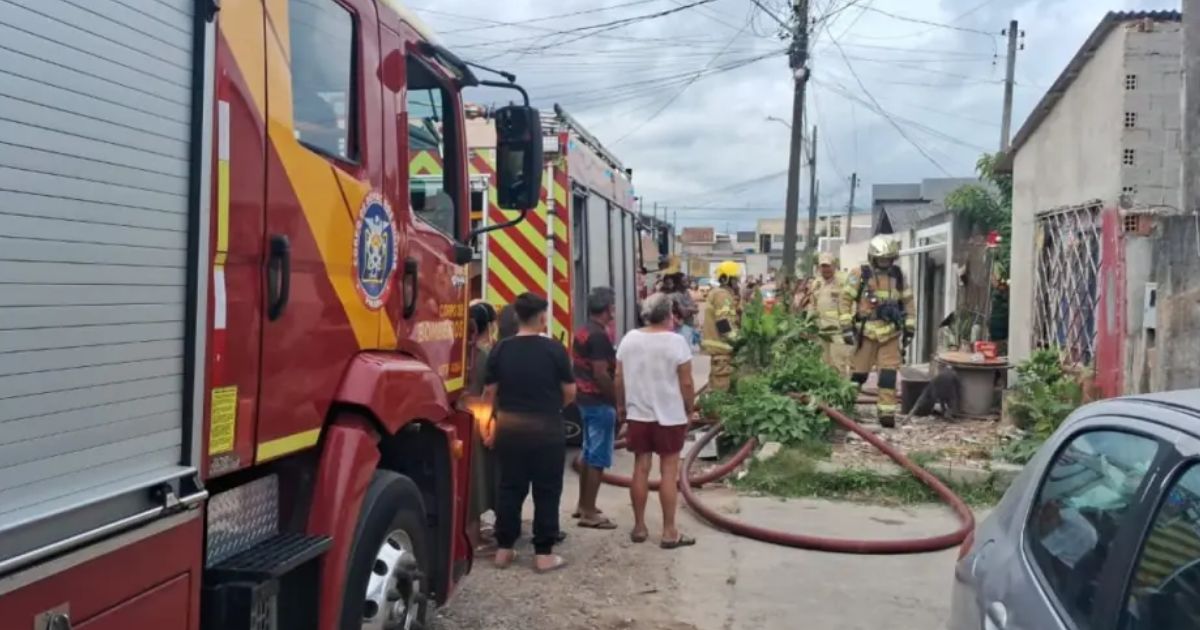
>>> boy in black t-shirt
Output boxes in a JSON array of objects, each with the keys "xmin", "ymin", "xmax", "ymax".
[{"xmin": 483, "ymin": 293, "xmax": 576, "ymax": 573}]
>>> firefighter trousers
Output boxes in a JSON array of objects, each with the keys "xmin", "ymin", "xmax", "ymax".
[
  {"xmin": 850, "ymin": 336, "xmax": 902, "ymax": 419},
  {"xmin": 708, "ymin": 351, "xmax": 734, "ymax": 393}
]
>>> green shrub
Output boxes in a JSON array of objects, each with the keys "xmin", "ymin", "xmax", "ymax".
[
  {"xmin": 998, "ymin": 348, "xmax": 1084, "ymax": 464},
  {"xmin": 698, "ymin": 297, "xmax": 855, "ymax": 446}
]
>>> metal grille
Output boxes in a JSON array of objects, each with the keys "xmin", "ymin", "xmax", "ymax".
[{"xmin": 1032, "ymin": 203, "xmax": 1102, "ymax": 365}]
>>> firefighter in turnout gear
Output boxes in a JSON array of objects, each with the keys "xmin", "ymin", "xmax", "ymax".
[
  {"xmin": 701, "ymin": 260, "xmax": 741, "ymax": 392},
  {"xmin": 808, "ymin": 252, "xmax": 849, "ymax": 376},
  {"xmin": 840, "ymin": 235, "xmax": 915, "ymax": 427}
]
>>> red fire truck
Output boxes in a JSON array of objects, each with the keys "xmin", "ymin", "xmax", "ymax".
[{"xmin": 0, "ymin": 1, "xmax": 541, "ymax": 629}]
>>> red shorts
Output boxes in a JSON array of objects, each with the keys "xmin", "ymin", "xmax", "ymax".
[{"xmin": 625, "ymin": 421, "xmax": 688, "ymax": 456}]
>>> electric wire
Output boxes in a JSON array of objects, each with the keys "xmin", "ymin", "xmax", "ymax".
[
  {"xmin": 822, "ymin": 35, "xmax": 954, "ymax": 175},
  {"xmin": 611, "ymin": 11, "xmax": 756, "ymax": 144}
]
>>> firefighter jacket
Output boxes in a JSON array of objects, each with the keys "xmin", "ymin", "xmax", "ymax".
[
  {"xmin": 701, "ymin": 285, "xmax": 739, "ymax": 354},
  {"xmin": 839, "ymin": 265, "xmax": 915, "ymax": 342},
  {"xmin": 808, "ymin": 273, "xmax": 847, "ymax": 331}
]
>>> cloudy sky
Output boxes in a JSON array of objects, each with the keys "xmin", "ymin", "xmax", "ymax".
[{"xmin": 412, "ymin": 0, "xmax": 1180, "ymax": 231}]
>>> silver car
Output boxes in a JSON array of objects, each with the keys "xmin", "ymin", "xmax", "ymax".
[{"xmin": 949, "ymin": 391, "xmax": 1200, "ymax": 630}]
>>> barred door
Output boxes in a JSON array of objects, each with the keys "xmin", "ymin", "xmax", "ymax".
[{"xmin": 1032, "ymin": 203, "xmax": 1103, "ymax": 365}]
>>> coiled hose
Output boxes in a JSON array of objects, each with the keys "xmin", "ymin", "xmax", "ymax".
[{"xmin": 575, "ymin": 403, "xmax": 975, "ymax": 554}]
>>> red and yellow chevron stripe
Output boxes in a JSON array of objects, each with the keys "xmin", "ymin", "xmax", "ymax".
[{"xmin": 472, "ymin": 148, "xmax": 573, "ymax": 343}]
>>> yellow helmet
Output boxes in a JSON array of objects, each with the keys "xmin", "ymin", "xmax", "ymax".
[
  {"xmin": 868, "ymin": 235, "xmax": 901, "ymax": 259},
  {"xmin": 715, "ymin": 260, "xmax": 741, "ymax": 280}
]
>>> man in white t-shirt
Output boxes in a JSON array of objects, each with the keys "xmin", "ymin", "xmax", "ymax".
[{"xmin": 615, "ymin": 293, "xmax": 697, "ymax": 549}]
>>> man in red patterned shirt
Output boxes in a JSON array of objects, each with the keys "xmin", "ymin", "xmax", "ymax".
[{"xmin": 571, "ymin": 288, "xmax": 619, "ymax": 529}]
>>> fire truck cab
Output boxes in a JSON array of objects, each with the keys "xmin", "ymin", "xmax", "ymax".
[{"xmin": 0, "ymin": 1, "xmax": 541, "ymax": 629}]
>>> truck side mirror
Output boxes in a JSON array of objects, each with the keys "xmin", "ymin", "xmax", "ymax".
[{"xmin": 494, "ymin": 104, "xmax": 543, "ymax": 211}]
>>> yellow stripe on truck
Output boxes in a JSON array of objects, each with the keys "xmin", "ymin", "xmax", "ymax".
[{"xmin": 257, "ymin": 428, "xmax": 322, "ymax": 462}]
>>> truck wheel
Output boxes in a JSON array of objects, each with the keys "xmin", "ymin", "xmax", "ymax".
[{"xmin": 341, "ymin": 471, "xmax": 430, "ymax": 630}]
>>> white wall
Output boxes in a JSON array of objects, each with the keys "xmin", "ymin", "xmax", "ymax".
[{"xmin": 1009, "ymin": 27, "xmax": 1127, "ymax": 366}]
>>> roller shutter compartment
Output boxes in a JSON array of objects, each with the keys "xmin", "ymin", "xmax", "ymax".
[{"xmin": 0, "ymin": 0, "xmax": 202, "ymax": 573}]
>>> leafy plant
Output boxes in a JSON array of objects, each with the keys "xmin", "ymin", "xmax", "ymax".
[
  {"xmin": 997, "ymin": 348, "xmax": 1085, "ymax": 463},
  {"xmin": 698, "ymin": 298, "xmax": 855, "ymax": 446}
]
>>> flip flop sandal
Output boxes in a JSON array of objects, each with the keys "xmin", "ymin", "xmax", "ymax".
[
  {"xmin": 493, "ymin": 550, "xmax": 517, "ymax": 569},
  {"xmin": 578, "ymin": 517, "xmax": 618, "ymax": 530},
  {"xmin": 571, "ymin": 509, "xmax": 604, "ymax": 519},
  {"xmin": 660, "ymin": 534, "xmax": 697, "ymax": 550},
  {"xmin": 534, "ymin": 556, "xmax": 569, "ymax": 574},
  {"xmin": 630, "ymin": 530, "xmax": 649, "ymax": 544}
]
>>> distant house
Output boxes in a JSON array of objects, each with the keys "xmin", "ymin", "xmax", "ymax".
[{"xmin": 997, "ymin": 10, "xmax": 1181, "ymax": 397}]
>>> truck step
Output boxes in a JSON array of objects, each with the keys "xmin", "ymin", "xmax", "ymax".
[
  {"xmin": 206, "ymin": 532, "xmax": 331, "ymax": 583},
  {"xmin": 202, "ymin": 533, "xmax": 330, "ymax": 630}
]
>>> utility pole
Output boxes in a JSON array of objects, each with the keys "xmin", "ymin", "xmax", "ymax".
[
  {"xmin": 803, "ymin": 125, "xmax": 819, "ymax": 268},
  {"xmin": 1000, "ymin": 20, "xmax": 1021, "ymax": 152},
  {"xmin": 844, "ymin": 172, "xmax": 858, "ymax": 244},
  {"xmin": 781, "ymin": 0, "xmax": 810, "ymax": 280}
]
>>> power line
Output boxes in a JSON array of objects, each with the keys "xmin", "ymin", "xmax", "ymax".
[
  {"xmin": 534, "ymin": 49, "xmax": 783, "ymax": 103},
  {"xmin": 433, "ymin": 0, "xmax": 663, "ymax": 34},
  {"xmin": 505, "ymin": 0, "xmax": 721, "ymax": 54},
  {"xmin": 668, "ymin": 0, "xmax": 747, "ymax": 31},
  {"xmin": 858, "ymin": 5, "xmax": 996, "ymax": 37},
  {"xmin": 748, "ymin": 0, "xmax": 789, "ymax": 29},
  {"xmin": 814, "ymin": 76, "xmax": 991, "ymax": 153},
  {"xmin": 612, "ymin": 13, "xmax": 755, "ymax": 144},
  {"xmin": 658, "ymin": 170, "xmax": 789, "ymax": 205},
  {"xmin": 823, "ymin": 35, "xmax": 953, "ymax": 175}
]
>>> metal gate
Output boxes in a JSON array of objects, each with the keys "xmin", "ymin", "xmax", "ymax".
[{"xmin": 1032, "ymin": 202, "xmax": 1102, "ymax": 365}]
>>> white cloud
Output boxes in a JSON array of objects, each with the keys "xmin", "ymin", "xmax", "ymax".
[{"xmin": 413, "ymin": 0, "xmax": 1181, "ymax": 230}]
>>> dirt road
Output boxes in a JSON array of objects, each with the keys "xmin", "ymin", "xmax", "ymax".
[{"xmin": 433, "ymin": 449, "xmax": 966, "ymax": 630}]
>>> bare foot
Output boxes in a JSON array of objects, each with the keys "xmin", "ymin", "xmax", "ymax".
[
  {"xmin": 493, "ymin": 548, "xmax": 516, "ymax": 569},
  {"xmin": 534, "ymin": 554, "xmax": 568, "ymax": 574}
]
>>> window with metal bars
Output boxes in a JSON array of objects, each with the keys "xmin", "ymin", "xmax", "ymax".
[{"xmin": 1033, "ymin": 203, "xmax": 1102, "ymax": 365}]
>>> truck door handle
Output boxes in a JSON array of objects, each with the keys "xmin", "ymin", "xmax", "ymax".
[
  {"xmin": 267, "ymin": 234, "xmax": 291, "ymax": 321},
  {"xmin": 402, "ymin": 257, "xmax": 418, "ymax": 319}
]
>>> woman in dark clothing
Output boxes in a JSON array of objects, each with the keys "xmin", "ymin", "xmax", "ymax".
[
  {"xmin": 496, "ymin": 303, "xmax": 520, "ymax": 340},
  {"xmin": 466, "ymin": 301, "xmax": 498, "ymax": 555},
  {"xmin": 482, "ymin": 293, "xmax": 575, "ymax": 573}
]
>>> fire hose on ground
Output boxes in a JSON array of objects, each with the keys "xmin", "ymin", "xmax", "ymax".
[{"xmin": 573, "ymin": 401, "xmax": 975, "ymax": 554}]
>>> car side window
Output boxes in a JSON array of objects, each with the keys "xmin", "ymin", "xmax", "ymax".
[
  {"xmin": 1123, "ymin": 464, "xmax": 1200, "ymax": 629},
  {"xmin": 288, "ymin": 0, "xmax": 356, "ymax": 161},
  {"xmin": 1028, "ymin": 430, "xmax": 1159, "ymax": 628}
]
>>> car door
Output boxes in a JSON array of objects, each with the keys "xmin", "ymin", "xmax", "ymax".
[{"xmin": 978, "ymin": 417, "xmax": 1176, "ymax": 630}]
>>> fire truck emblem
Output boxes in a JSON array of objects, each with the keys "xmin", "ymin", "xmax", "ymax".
[{"xmin": 353, "ymin": 193, "xmax": 398, "ymax": 310}]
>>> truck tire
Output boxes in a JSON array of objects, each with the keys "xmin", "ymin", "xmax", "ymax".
[{"xmin": 340, "ymin": 470, "xmax": 431, "ymax": 630}]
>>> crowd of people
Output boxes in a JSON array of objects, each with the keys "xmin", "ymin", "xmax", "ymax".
[
  {"xmin": 463, "ymin": 284, "xmax": 699, "ymax": 574},
  {"xmin": 459, "ymin": 235, "xmax": 913, "ymax": 573}
]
